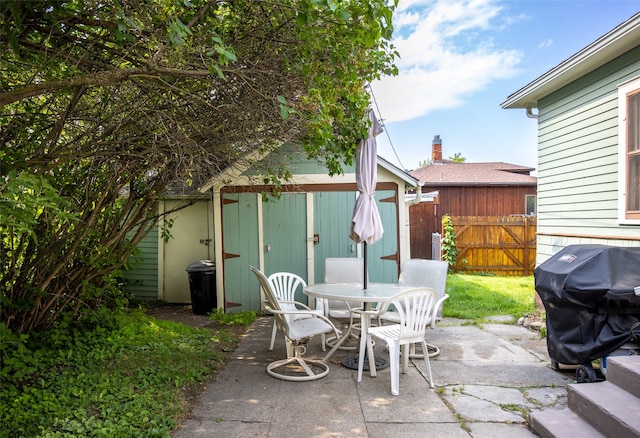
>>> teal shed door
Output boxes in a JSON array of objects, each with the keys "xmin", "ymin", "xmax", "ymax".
[
  {"xmin": 263, "ymin": 193, "xmax": 308, "ymax": 304},
  {"xmin": 312, "ymin": 191, "xmax": 357, "ymax": 283},
  {"xmin": 313, "ymin": 190, "xmax": 398, "ymax": 284},
  {"xmin": 221, "ymin": 193, "xmax": 260, "ymax": 312},
  {"xmin": 365, "ymin": 189, "xmax": 398, "ymax": 283}
]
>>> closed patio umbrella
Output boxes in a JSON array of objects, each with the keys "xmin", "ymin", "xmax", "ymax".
[{"xmin": 350, "ymin": 108, "xmax": 384, "ymax": 289}]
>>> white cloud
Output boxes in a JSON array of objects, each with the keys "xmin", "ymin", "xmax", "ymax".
[
  {"xmin": 372, "ymin": 0, "xmax": 522, "ymax": 123},
  {"xmin": 538, "ymin": 38, "xmax": 554, "ymax": 49}
]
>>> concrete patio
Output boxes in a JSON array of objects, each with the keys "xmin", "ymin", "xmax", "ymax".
[{"xmin": 172, "ymin": 316, "xmax": 573, "ymax": 437}]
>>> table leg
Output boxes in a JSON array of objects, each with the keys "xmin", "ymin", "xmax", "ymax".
[
  {"xmin": 323, "ymin": 325, "xmax": 350, "ymax": 362},
  {"xmin": 357, "ymin": 308, "xmax": 377, "ymax": 382}
]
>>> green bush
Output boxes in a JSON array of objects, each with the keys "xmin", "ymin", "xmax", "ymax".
[
  {"xmin": 441, "ymin": 214, "xmax": 458, "ymax": 269},
  {"xmin": 0, "ymin": 309, "xmax": 237, "ymax": 437}
]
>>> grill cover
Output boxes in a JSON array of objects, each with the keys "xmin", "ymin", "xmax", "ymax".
[{"xmin": 535, "ymin": 244, "xmax": 640, "ymax": 365}]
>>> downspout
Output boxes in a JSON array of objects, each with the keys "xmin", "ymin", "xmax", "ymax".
[
  {"xmin": 526, "ymin": 107, "xmax": 539, "ymax": 119},
  {"xmin": 407, "ymin": 182, "xmax": 424, "ymax": 206},
  {"xmin": 403, "ymin": 182, "xmax": 423, "ymax": 267}
]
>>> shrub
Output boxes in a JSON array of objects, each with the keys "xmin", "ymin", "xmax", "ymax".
[
  {"xmin": 0, "ymin": 309, "xmax": 236, "ymax": 437},
  {"xmin": 441, "ymin": 214, "xmax": 458, "ymax": 268}
]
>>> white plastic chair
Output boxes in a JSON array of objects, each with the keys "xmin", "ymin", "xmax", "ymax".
[
  {"xmin": 322, "ymin": 257, "xmax": 367, "ymax": 349},
  {"xmin": 267, "ymin": 272, "xmax": 325, "ymax": 351},
  {"xmin": 362, "ymin": 287, "xmax": 437, "ymax": 395},
  {"xmin": 250, "ymin": 266, "xmax": 342, "ymax": 381},
  {"xmin": 380, "ymin": 259, "xmax": 449, "ymax": 357}
]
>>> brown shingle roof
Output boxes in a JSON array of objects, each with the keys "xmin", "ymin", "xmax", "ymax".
[{"xmin": 410, "ymin": 161, "xmax": 537, "ymax": 186}]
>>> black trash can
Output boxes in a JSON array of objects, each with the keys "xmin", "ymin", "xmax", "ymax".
[
  {"xmin": 186, "ymin": 260, "xmax": 217, "ymax": 315},
  {"xmin": 535, "ymin": 244, "xmax": 640, "ymax": 381}
]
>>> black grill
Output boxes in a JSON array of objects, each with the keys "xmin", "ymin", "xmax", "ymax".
[{"xmin": 535, "ymin": 244, "xmax": 640, "ymax": 366}]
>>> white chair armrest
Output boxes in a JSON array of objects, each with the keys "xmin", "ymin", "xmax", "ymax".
[
  {"xmin": 279, "ymin": 300, "xmax": 314, "ymax": 311},
  {"xmin": 430, "ymin": 294, "xmax": 449, "ymax": 328}
]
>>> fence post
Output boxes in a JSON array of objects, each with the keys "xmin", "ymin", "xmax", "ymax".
[{"xmin": 432, "ymin": 232, "xmax": 442, "ymax": 261}]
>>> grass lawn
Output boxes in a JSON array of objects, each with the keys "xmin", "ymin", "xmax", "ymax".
[{"xmin": 443, "ymin": 274, "xmax": 541, "ymax": 321}]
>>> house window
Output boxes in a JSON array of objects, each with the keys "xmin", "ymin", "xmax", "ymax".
[
  {"xmin": 618, "ymin": 77, "xmax": 640, "ymax": 223},
  {"xmin": 525, "ymin": 195, "xmax": 536, "ymax": 216}
]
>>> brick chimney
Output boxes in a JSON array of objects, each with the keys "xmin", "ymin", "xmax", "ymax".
[{"xmin": 432, "ymin": 135, "xmax": 442, "ymax": 162}]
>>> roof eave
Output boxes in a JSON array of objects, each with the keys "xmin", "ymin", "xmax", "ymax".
[
  {"xmin": 377, "ymin": 155, "xmax": 420, "ymax": 187},
  {"xmin": 420, "ymin": 182, "xmax": 537, "ymax": 187},
  {"xmin": 501, "ymin": 12, "xmax": 640, "ymax": 110}
]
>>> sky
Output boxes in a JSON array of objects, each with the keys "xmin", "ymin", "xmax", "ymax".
[{"xmin": 370, "ymin": 0, "xmax": 640, "ymax": 172}]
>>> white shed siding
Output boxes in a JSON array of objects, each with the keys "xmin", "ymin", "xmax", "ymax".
[{"xmin": 536, "ymin": 48, "xmax": 640, "ymax": 263}]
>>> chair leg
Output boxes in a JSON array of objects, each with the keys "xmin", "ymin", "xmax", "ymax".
[
  {"xmin": 266, "ymin": 344, "xmax": 330, "ymax": 382},
  {"xmin": 285, "ymin": 340, "xmax": 293, "ymax": 358},
  {"xmin": 388, "ymin": 341, "xmax": 400, "ymax": 396},
  {"xmin": 420, "ymin": 340, "xmax": 434, "ymax": 388},
  {"xmin": 401, "ymin": 344, "xmax": 409, "ymax": 374},
  {"xmin": 406, "ymin": 342, "xmax": 440, "ymax": 359},
  {"xmin": 269, "ymin": 320, "xmax": 277, "ymax": 351}
]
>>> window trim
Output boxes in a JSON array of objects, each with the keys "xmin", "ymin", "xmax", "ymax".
[
  {"xmin": 525, "ymin": 194, "xmax": 536, "ymax": 216},
  {"xmin": 617, "ymin": 76, "xmax": 640, "ymax": 225}
]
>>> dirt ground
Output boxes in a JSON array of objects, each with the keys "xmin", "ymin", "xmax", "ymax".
[
  {"xmin": 145, "ymin": 303, "xmax": 249, "ymax": 336},
  {"xmin": 146, "ymin": 304, "xmax": 219, "ymax": 328}
]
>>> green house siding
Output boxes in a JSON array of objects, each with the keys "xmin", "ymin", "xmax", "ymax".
[
  {"xmin": 536, "ymin": 45, "xmax": 640, "ymax": 261},
  {"xmin": 124, "ymin": 226, "xmax": 159, "ymax": 300}
]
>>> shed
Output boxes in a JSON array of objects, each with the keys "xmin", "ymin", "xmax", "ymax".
[{"xmin": 125, "ymin": 143, "xmax": 419, "ymax": 312}]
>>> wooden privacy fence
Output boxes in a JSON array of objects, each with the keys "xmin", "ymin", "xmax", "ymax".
[{"xmin": 448, "ymin": 216, "xmax": 536, "ymax": 276}]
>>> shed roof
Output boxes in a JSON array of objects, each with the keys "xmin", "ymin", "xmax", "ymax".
[
  {"xmin": 197, "ymin": 146, "xmax": 418, "ymax": 194},
  {"xmin": 501, "ymin": 12, "xmax": 640, "ymax": 110},
  {"xmin": 410, "ymin": 161, "xmax": 537, "ymax": 186},
  {"xmin": 377, "ymin": 155, "xmax": 419, "ymax": 187}
]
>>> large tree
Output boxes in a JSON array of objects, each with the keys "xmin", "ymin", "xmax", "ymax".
[{"xmin": 0, "ymin": 0, "xmax": 398, "ymax": 333}]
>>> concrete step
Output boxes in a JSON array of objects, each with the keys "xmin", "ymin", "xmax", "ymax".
[
  {"xmin": 568, "ymin": 380, "xmax": 640, "ymax": 437},
  {"xmin": 606, "ymin": 356, "xmax": 640, "ymax": 398},
  {"xmin": 529, "ymin": 408, "xmax": 605, "ymax": 438}
]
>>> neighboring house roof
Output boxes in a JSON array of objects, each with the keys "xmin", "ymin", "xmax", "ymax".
[
  {"xmin": 501, "ymin": 12, "xmax": 640, "ymax": 110},
  {"xmin": 410, "ymin": 161, "xmax": 537, "ymax": 186}
]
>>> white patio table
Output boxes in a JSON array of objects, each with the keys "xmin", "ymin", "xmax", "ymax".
[{"xmin": 304, "ymin": 282, "xmax": 413, "ymax": 380}]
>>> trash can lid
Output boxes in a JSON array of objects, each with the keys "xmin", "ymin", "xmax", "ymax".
[{"xmin": 186, "ymin": 260, "xmax": 215, "ymax": 272}]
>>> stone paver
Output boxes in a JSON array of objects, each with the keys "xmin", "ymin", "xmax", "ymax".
[{"xmin": 173, "ymin": 316, "xmax": 575, "ymax": 437}]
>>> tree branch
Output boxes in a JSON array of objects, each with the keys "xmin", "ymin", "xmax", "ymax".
[{"xmin": 0, "ymin": 67, "xmax": 214, "ymax": 106}]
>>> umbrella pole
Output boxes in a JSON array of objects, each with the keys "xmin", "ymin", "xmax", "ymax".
[{"xmin": 363, "ymin": 243, "xmax": 368, "ymax": 290}]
